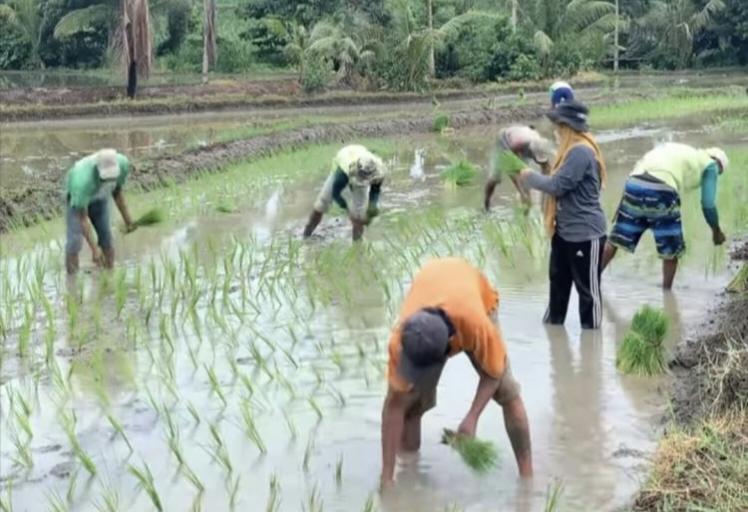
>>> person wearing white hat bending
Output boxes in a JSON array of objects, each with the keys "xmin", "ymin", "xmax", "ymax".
[
  {"xmin": 65, "ymin": 149, "xmax": 136, "ymax": 274},
  {"xmin": 303, "ymin": 144, "xmax": 386, "ymax": 241},
  {"xmin": 602, "ymin": 144, "xmax": 730, "ymax": 289}
]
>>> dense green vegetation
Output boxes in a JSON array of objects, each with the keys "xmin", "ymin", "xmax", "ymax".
[{"xmin": 0, "ymin": 0, "xmax": 746, "ymax": 91}]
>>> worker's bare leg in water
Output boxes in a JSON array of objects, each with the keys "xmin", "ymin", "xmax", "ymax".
[{"xmin": 303, "ymin": 210, "xmax": 324, "ymax": 238}]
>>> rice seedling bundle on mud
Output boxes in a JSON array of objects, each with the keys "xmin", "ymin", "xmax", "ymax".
[
  {"xmin": 433, "ymin": 113, "xmax": 450, "ymax": 133},
  {"xmin": 216, "ymin": 199, "xmax": 238, "ymax": 213},
  {"xmin": 133, "ymin": 207, "xmax": 166, "ymax": 227},
  {"xmin": 441, "ymin": 160, "xmax": 478, "ymax": 186},
  {"xmin": 442, "ymin": 428, "xmax": 499, "ymax": 473},
  {"xmin": 616, "ymin": 305, "xmax": 669, "ymax": 376}
]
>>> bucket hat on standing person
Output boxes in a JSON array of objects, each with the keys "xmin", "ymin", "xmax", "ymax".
[
  {"xmin": 94, "ymin": 149, "xmax": 121, "ymax": 181},
  {"xmin": 546, "ymin": 100, "xmax": 590, "ymax": 133},
  {"xmin": 705, "ymin": 147, "xmax": 729, "ymax": 173},
  {"xmin": 398, "ymin": 309, "xmax": 453, "ymax": 391}
]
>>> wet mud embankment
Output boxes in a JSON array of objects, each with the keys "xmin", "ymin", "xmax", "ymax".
[
  {"xmin": 633, "ymin": 238, "xmax": 748, "ymax": 511},
  {"xmin": 0, "ymin": 78, "xmax": 606, "ymax": 123},
  {"xmin": 667, "ymin": 239, "xmax": 748, "ymax": 422}
]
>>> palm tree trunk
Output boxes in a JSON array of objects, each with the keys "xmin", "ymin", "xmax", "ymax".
[
  {"xmin": 203, "ymin": 0, "xmax": 217, "ymax": 82},
  {"xmin": 427, "ymin": 0, "xmax": 435, "ymax": 77},
  {"xmin": 125, "ymin": 7, "xmax": 136, "ymax": 98},
  {"xmin": 613, "ymin": 0, "xmax": 619, "ymax": 72},
  {"xmin": 511, "ymin": 0, "xmax": 517, "ymax": 33},
  {"xmin": 123, "ymin": 0, "xmax": 152, "ymax": 98}
]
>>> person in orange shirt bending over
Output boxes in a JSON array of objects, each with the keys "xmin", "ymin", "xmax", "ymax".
[{"xmin": 380, "ymin": 257, "xmax": 533, "ymax": 487}]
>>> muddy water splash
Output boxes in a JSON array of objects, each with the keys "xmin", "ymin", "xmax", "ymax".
[{"xmin": 409, "ymin": 149, "xmax": 425, "ymax": 181}]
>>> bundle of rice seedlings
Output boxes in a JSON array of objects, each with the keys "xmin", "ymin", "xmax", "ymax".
[
  {"xmin": 441, "ymin": 428, "xmax": 499, "ymax": 473},
  {"xmin": 616, "ymin": 305, "xmax": 668, "ymax": 376},
  {"xmin": 726, "ymin": 263, "xmax": 748, "ymax": 293},
  {"xmin": 630, "ymin": 304, "xmax": 668, "ymax": 344},
  {"xmin": 433, "ymin": 113, "xmax": 450, "ymax": 133},
  {"xmin": 216, "ymin": 200, "xmax": 238, "ymax": 214},
  {"xmin": 495, "ymin": 150, "xmax": 526, "ymax": 179},
  {"xmin": 441, "ymin": 160, "xmax": 478, "ymax": 187},
  {"xmin": 132, "ymin": 208, "xmax": 165, "ymax": 227}
]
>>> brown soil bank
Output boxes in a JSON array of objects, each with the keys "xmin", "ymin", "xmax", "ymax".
[
  {"xmin": 0, "ymin": 78, "xmax": 301, "ymax": 105},
  {"xmin": 0, "ymin": 77, "xmax": 605, "ymax": 123},
  {"xmin": 0, "ymin": 103, "xmax": 544, "ymax": 233},
  {"xmin": 633, "ymin": 240, "xmax": 748, "ymax": 511}
]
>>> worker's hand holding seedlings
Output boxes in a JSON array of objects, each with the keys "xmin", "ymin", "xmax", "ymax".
[
  {"xmin": 380, "ymin": 258, "xmax": 533, "ymax": 489},
  {"xmin": 713, "ymin": 228, "xmax": 726, "ymax": 245},
  {"xmin": 304, "ymin": 145, "xmax": 386, "ymax": 241},
  {"xmin": 484, "ymin": 84, "xmax": 573, "ymax": 211},
  {"xmin": 485, "ymin": 126, "xmax": 555, "ymax": 211}
]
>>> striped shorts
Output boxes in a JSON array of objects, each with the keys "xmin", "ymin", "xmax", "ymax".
[{"xmin": 609, "ymin": 176, "xmax": 684, "ymax": 259}]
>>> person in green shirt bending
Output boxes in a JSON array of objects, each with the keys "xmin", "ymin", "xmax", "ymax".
[
  {"xmin": 602, "ymin": 144, "xmax": 729, "ymax": 289},
  {"xmin": 65, "ymin": 149, "xmax": 136, "ymax": 274},
  {"xmin": 303, "ymin": 144, "xmax": 386, "ymax": 241}
]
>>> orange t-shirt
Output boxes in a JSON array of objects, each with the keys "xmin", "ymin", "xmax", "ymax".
[{"xmin": 387, "ymin": 257, "xmax": 507, "ymax": 392}]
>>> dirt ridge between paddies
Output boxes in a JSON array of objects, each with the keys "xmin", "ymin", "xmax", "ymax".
[
  {"xmin": 632, "ymin": 239, "xmax": 748, "ymax": 511},
  {"xmin": 0, "ymin": 77, "xmax": 607, "ymax": 123},
  {"xmin": 0, "ymin": 103, "xmax": 546, "ymax": 233}
]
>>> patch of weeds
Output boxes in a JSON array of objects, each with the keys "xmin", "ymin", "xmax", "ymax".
[
  {"xmin": 633, "ymin": 410, "xmax": 748, "ymax": 511},
  {"xmin": 727, "ymin": 263, "xmax": 748, "ymax": 294}
]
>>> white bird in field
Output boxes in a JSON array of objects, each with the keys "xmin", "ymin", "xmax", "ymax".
[{"xmin": 410, "ymin": 149, "xmax": 425, "ymax": 180}]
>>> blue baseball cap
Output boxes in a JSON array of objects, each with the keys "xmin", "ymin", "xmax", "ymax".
[
  {"xmin": 550, "ymin": 81, "xmax": 574, "ymax": 108},
  {"xmin": 398, "ymin": 309, "xmax": 453, "ymax": 390}
]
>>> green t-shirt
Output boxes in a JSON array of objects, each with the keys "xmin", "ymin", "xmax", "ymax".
[{"xmin": 66, "ymin": 153, "xmax": 130, "ymax": 209}]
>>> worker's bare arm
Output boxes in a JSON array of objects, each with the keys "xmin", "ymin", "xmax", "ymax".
[
  {"xmin": 510, "ymin": 175, "xmax": 532, "ymax": 206},
  {"xmin": 459, "ymin": 368, "xmax": 500, "ymax": 436},
  {"xmin": 380, "ymin": 388, "xmax": 409, "ymax": 487},
  {"xmin": 113, "ymin": 188, "xmax": 135, "ymax": 232}
]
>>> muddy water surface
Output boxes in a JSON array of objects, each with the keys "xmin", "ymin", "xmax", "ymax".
[{"xmin": 0, "ymin": 117, "xmax": 745, "ymax": 512}]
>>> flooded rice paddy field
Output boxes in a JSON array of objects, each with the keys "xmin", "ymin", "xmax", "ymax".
[
  {"xmin": 1, "ymin": 110, "xmax": 747, "ymax": 512},
  {"xmin": 3, "ymin": 71, "xmax": 747, "ymax": 186}
]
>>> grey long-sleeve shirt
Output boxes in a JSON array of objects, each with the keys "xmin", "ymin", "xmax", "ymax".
[{"xmin": 523, "ymin": 145, "xmax": 607, "ymax": 242}]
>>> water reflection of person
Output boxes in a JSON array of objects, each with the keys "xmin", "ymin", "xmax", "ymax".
[{"xmin": 546, "ymin": 325, "xmax": 615, "ymax": 506}]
